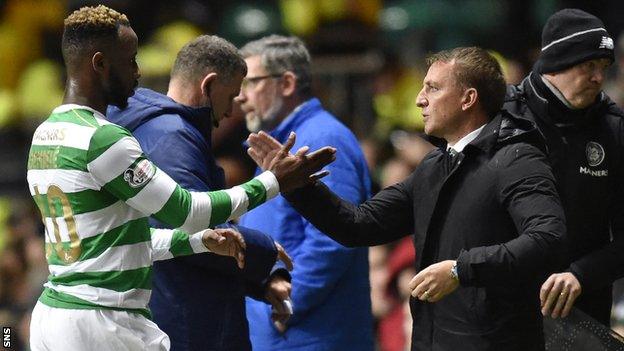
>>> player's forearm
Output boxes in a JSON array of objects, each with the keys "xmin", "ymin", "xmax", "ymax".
[
  {"xmin": 150, "ymin": 228, "xmax": 208, "ymax": 262},
  {"xmin": 142, "ymin": 170, "xmax": 279, "ymax": 232},
  {"xmin": 87, "ymin": 130, "xmax": 279, "ymax": 231}
]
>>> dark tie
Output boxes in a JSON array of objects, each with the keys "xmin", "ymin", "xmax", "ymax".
[{"xmin": 447, "ymin": 147, "xmax": 459, "ymax": 172}]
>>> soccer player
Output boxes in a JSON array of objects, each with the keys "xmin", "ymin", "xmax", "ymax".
[{"xmin": 27, "ymin": 6, "xmax": 334, "ymax": 350}]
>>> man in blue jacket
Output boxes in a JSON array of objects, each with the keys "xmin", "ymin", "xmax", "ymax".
[
  {"xmin": 107, "ymin": 35, "xmax": 293, "ymax": 351},
  {"xmin": 237, "ymin": 35, "xmax": 374, "ymax": 351}
]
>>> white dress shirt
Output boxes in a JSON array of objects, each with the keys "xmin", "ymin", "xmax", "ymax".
[{"xmin": 448, "ymin": 124, "xmax": 486, "ymax": 153}]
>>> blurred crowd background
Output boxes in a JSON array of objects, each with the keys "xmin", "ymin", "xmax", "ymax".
[{"xmin": 2, "ymin": 0, "xmax": 624, "ymax": 350}]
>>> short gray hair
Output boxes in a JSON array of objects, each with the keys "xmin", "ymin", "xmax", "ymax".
[
  {"xmin": 171, "ymin": 35, "xmax": 247, "ymax": 83},
  {"xmin": 240, "ymin": 35, "xmax": 312, "ymax": 97}
]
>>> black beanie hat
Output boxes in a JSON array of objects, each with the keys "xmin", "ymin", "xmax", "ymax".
[{"xmin": 534, "ymin": 8, "xmax": 614, "ymax": 74}]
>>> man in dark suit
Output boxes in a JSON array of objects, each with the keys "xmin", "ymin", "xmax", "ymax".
[{"xmin": 247, "ymin": 46, "xmax": 567, "ymax": 351}]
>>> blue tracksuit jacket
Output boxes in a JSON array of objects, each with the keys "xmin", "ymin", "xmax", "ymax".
[
  {"xmin": 240, "ymin": 98, "xmax": 374, "ymax": 351},
  {"xmin": 108, "ymin": 88, "xmax": 283, "ymax": 351}
]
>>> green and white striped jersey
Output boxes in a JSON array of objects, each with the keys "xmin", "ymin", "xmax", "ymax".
[{"xmin": 27, "ymin": 104, "xmax": 279, "ymax": 318}]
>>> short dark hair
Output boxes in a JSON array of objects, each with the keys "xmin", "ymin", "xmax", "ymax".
[
  {"xmin": 427, "ymin": 47, "xmax": 506, "ymax": 118},
  {"xmin": 240, "ymin": 35, "xmax": 312, "ymax": 98},
  {"xmin": 171, "ymin": 35, "xmax": 247, "ymax": 84},
  {"xmin": 62, "ymin": 5, "xmax": 130, "ymax": 68}
]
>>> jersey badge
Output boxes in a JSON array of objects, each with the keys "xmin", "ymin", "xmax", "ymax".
[{"xmin": 124, "ymin": 159, "xmax": 156, "ymax": 188}]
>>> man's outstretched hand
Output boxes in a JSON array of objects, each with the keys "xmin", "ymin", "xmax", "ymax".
[
  {"xmin": 247, "ymin": 131, "xmax": 284, "ymax": 171},
  {"xmin": 247, "ymin": 131, "xmax": 335, "ymax": 193},
  {"xmin": 202, "ymin": 228, "xmax": 246, "ymax": 269}
]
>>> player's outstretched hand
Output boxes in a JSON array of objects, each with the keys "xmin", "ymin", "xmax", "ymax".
[
  {"xmin": 247, "ymin": 131, "xmax": 335, "ymax": 193},
  {"xmin": 202, "ymin": 228, "xmax": 246, "ymax": 269},
  {"xmin": 247, "ymin": 131, "xmax": 283, "ymax": 170}
]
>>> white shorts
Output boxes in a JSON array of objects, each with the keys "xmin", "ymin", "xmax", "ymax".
[{"xmin": 30, "ymin": 301, "xmax": 170, "ymax": 351}]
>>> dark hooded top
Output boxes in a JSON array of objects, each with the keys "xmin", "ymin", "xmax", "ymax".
[{"xmin": 505, "ymin": 73, "xmax": 624, "ymax": 325}]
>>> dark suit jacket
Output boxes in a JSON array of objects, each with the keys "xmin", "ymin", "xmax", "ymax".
[{"xmin": 286, "ymin": 111, "xmax": 567, "ymax": 351}]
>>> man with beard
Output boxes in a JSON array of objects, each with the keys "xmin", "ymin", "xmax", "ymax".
[
  {"xmin": 236, "ymin": 35, "xmax": 374, "ymax": 351},
  {"xmin": 26, "ymin": 6, "xmax": 336, "ymax": 350},
  {"xmin": 107, "ymin": 35, "xmax": 294, "ymax": 351},
  {"xmin": 247, "ymin": 47, "xmax": 567, "ymax": 350},
  {"xmin": 504, "ymin": 9, "xmax": 624, "ymax": 326}
]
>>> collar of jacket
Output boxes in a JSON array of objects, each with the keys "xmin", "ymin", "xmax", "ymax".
[
  {"xmin": 178, "ymin": 104, "xmax": 214, "ymax": 143},
  {"xmin": 147, "ymin": 89, "xmax": 214, "ymax": 141},
  {"xmin": 269, "ymin": 98, "xmax": 322, "ymax": 142},
  {"xmin": 129, "ymin": 88, "xmax": 214, "ymax": 141},
  {"xmin": 424, "ymin": 110, "xmax": 545, "ymax": 157},
  {"xmin": 518, "ymin": 72, "xmax": 609, "ymax": 129},
  {"xmin": 464, "ymin": 109, "xmax": 546, "ymax": 156}
]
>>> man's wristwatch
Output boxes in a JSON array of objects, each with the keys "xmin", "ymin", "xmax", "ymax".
[{"xmin": 450, "ymin": 261, "xmax": 459, "ymax": 282}]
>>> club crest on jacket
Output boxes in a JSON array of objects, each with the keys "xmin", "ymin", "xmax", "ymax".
[{"xmin": 586, "ymin": 141, "xmax": 605, "ymax": 167}]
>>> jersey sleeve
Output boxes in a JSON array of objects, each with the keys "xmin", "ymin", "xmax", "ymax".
[
  {"xmin": 150, "ymin": 227, "xmax": 209, "ymax": 262},
  {"xmin": 86, "ymin": 124, "xmax": 279, "ymax": 231}
]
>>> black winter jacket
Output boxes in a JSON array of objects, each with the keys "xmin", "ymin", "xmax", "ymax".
[
  {"xmin": 505, "ymin": 73, "xmax": 624, "ymax": 325},
  {"xmin": 286, "ymin": 110, "xmax": 567, "ymax": 351}
]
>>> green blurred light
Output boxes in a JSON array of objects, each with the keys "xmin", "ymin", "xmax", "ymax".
[
  {"xmin": 236, "ymin": 8, "xmax": 271, "ymax": 36},
  {"xmin": 381, "ymin": 6, "xmax": 410, "ymax": 31}
]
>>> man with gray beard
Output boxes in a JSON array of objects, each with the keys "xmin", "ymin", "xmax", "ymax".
[{"xmin": 236, "ymin": 35, "xmax": 374, "ymax": 351}]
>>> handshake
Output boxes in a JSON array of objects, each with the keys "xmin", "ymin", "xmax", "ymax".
[
  {"xmin": 247, "ymin": 131, "xmax": 336, "ymax": 193},
  {"xmin": 201, "ymin": 130, "xmax": 334, "ymax": 334}
]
